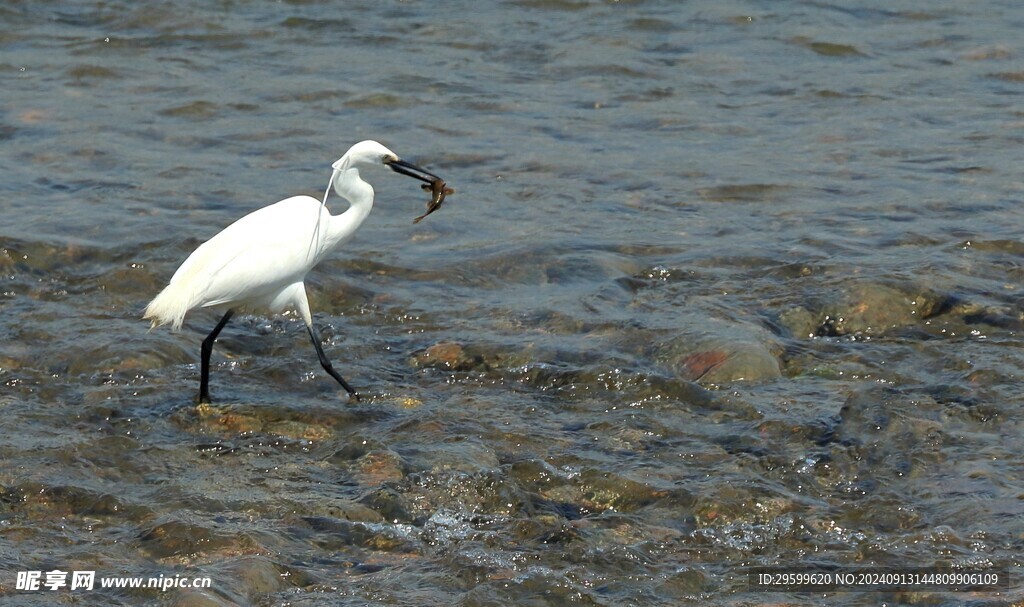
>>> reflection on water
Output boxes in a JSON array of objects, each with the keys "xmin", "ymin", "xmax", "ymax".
[{"xmin": 2, "ymin": 1, "xmax": 1023, "ymax": 605}]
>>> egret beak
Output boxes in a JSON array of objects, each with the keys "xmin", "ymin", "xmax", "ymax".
[
  {"xmin": 385, "ymin": 157, "xmax": 453, "ymax": 223},
  {"xmin": 386, "ymin": 158, "xmax": 440, "ymax": 184}
]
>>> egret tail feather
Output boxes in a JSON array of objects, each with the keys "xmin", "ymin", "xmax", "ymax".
[{"xmin": 143, "ymin": 282, "xmax": 194, "ymax": 331}]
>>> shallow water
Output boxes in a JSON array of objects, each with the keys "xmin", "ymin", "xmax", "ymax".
[{"xmin": 2, "ymin": 1, "xmax": 1023, "ymax": 605}]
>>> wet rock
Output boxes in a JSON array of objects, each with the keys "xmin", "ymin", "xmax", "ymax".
[
  {"xmin": 960, "ymin": 303, "xmax": 1024, "ymax": 331},
  {"xmin": 754, "ymin": 417, "xmax": 836, "ymax": 447},
  {"xmin": 777, "ymin": 305, "xmax": 819, "ymax": 338},
  {"xmin": 837, "ymin": 387, "xmax": 894, "ymax": 434},
  {"xmin": 413, "ymin": 341, "xmax": 466, "ymax": 368},
  {"xmin": 181, "ymin": 403, "xmax": 264, "ymax": 435},
  {"xmin": 404, "ymin": 469, "xmax": 531, "ymax": 517},
  {"xmin": 838, "ymin": 494, "xmax": 925, "ymax": 534},
  {"xmin": 402, "ymin": 435, "xmax": 501, "ymax": 475},
  {"xmin": 174, "ymin": 403, "xmax": 334, "ymax": 440},
  {"xmin": 359, "ymin": 486, "xmax": 418, "ymax": 524},
  {"xmin": 581, "ymin": 420, "xmax": 666, "ymax": 453},
  {"xmin": 9, "ymin": 482, "xmax": 154, "ymax": 521},
  {"xmin": 966, "ymin": 238, "xmax": 1024, "ymax": 254},
  {"xmin": 97, "ymin": 264, "xmax": 160, "ymax": 296},
  {"xmin": 345, "ymin": 92, "xmax": 410, "ymax": 109},
  {"xmin": 697, "ymin": 183, "xmax": 793, "ymax": 203},
  {"xmin": 350, "ymin": 450, "xmax": 407, "ymax": 485},
  {"xmin": 656, "ymin": 319, "xmax": 782, "ymax": 385},
  {"xmin": 835, "ymin": 386, "xmax": 946, "ymax": 449},
  {"xmin": 1, "ymin": 240, "xmax": 77, "ymax": 274},
  {"xmin": 460, "ymin": 569, "xmax": 603, "ymax": 607},
  {"xmin": 138, "ymin": 519, "xmax": 262, "ymax": 562},
  {"xmin": 410, "ymin": 341, "xmax": 486, "ymax": 371},
  {"xmin": 508, "ymin": 459, "xmax": 564, "ymax": 492},
  {"xmin": 815, "ymin": 386, "xmax": 949, "ymax": 495},
  {"xmin": 581, "ymin": 512, "xmax": 687, "ymax": 551},
  {"xmin": 633, "ymin": 374, "xmax": 717, "ymax": 407},
  {"xmin": 655, "ymin": 567, "xmax": 714, "ymax": 599},
  {"xmin": 805, "ymin": 41, "xmax": 864, "ymax": 57},
  {"xmin": 622, "ymin": 264, "xmax": 698, "ymax": 292},
  {"xmin": 352, "ymin": 523, "xmax": 418, "ymax": 553},
  {"xmin": 160, "ymin": 101, "xmax": 221, "ymax": 119},
  {"xmin": 512, "ymin": 459, "xmax": 694, "ymax": 519},
  {"xmin": 220, "ymin": 555, "xmax": 290, "ymax": 596},
  {"xmin": 327, "ymin": 436, "xmax": 390, "ymax": 461},
  {"xmin": 412, "ymin": 339, "xmax": 645, "ymax": 400},
  {"xmin": 63, "ymin": 343, "xmax": 174, "ymax": 379},
  {"xmin": 963, "ymin": 45, "xmax": 1013, "ymax": 61},
  {"xmin": 543, "ymin": 469, "xmax": 667, "ymax": 515},
  {"xmin": 391, "ymin": 395, "xmax": 424, "ymax": 409},
  {"xmin": 285, "ymin": 497, "xmax": 384, "ymax": 523},
  {"xmin": 508, "ymin": 360, "xmax": 596, "ymax": 393},
  {"xmin": 505, "ymin": 308, "xmax": 592, "ymax": 335},
  {"xmin": 815, "ymin": 281, "xmax": 951, "ymax": 337},
  {"xmin": 67, "ymin": 64, "xmax": 121, "ymax": 81},
  {"xmin": 169, "ymin": 590, "xmax": 241, "ymax": 607},
  {"xmin": 508, "ymin": 514, "xmax": 581, "ymax": 545},
  {"xmin": 676, "ymin": 344, "xmax": 781, "ymax": 383},
  {"xmin": 692, "ymin": 485, "xmax": 796, "ymax": 527},
  {"xmin": 411, "ymin": 340, "xmax": 555, "ymax": 379},
  {"xmin": 262, "ymin": 419, "xmax": 332, "ymax": 441}
]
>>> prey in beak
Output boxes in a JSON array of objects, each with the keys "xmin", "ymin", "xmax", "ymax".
[{"xmin": 385, "ymin": 157, "xmax": 455, "ymax": 223}]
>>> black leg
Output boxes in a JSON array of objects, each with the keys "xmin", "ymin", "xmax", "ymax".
[
  {"xmin": 199, "ymin": 309, "xmax": 234, "ymax": 404},
  {"xmin": 307, "ymin": 324, "xmax": 360, "ymax": 402}
]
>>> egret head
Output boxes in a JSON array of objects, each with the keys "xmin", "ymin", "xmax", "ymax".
[
  {"xmin": 326, "ymin": 140, "xmax": 450, "ymax": 222},
  {"xmin": 332, "ymin": 140, "xmax": 398, "ymax": 172},
  {"xmin": 331, "ymin": 140, "xmax": 440, "ymax": 183}
]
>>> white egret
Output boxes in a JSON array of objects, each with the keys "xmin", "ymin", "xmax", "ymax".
[{"xmin": 144, "ymin": 140, "xmax": 447, "ymax": 403}]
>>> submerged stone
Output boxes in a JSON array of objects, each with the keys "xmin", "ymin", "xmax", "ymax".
[
  {"xmin": 138, "ymin": 519, "xmax": 262, "ymax": 563},
  {"xmin": 169, "ymin": 590, "xmax": 241, "ymax": 607},
  {"xmin": 657, "ymin": 319, "xmax": 782, "ymax": 385},
  {"xmin": 815, "ymin": 281, "xmax": 951, "ymax": 337}
]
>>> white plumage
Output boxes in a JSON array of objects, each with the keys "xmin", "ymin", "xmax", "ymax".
[
  {"xmin": 145, "ymin": 194, "xmax": 363, "ymax": 329},
  {"xmin": 144, "ymin": 140, "xmax": 445, "ymax": 403}
]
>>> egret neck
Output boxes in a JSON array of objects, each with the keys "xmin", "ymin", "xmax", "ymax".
[{"xmin": 312, "ymin": 167, "xmax": 375, "ymax": 264}]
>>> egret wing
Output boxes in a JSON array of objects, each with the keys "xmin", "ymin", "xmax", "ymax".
[{"xmin": 168, "ymin": 196, "xmax": 325, "ymax": 311}]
